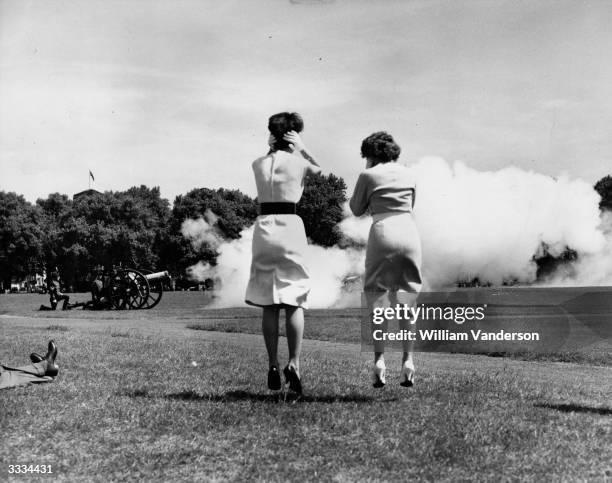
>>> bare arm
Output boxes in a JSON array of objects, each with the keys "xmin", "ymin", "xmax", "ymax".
[{"xmin": 284, "ymin": 131, "xmax": 321, "ymax": 172}]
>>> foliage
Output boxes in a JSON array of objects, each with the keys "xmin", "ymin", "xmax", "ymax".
[
  {"xmin": 34, "ymin": 186, "xmax": 171, "ymax": 288},
  {"xmin": 1, "ymin": 175, "xmax": 348, "ymax": 287},
  {"xmin": 298, "ymin": 172, "xmax": 347, "ymax": 246},
  {"xmin": 172, "ymin": 188, "xmax": 258, "ymax": 239},
  {"xmin": 165, "ymin": 188, "xmax": 258, "ymax": 271},
  {"xmin": 0, "ymin": 192, "xmax": 44, "ymax": 287},
  {"xmin": 594, "ymin": 175, "xmax": 612, "ymax": 211}
]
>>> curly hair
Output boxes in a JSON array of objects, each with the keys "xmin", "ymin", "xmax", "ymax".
[
  {"xmin": 268, "ymin": 112, "xmax": 304, "ymax": 152},
  {"xmin": 360, "ymin": 131, "xmax": 401, "ymax": 164}
]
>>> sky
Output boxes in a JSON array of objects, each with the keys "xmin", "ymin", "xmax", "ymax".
[{"xmin": 1, "ymin": 0, "xmax": 612, "ymax": 203}]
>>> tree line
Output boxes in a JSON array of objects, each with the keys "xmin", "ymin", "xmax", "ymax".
[
  {"xmin": 1, "ymin": 173, "xmax": 610, "ymax": 291},
  {"xmin": 0, "ymin": 173, "xmax": 347, "ymax": 291}
]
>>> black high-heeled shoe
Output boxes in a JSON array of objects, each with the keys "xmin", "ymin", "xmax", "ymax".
[
  {"xmin": 30, "ymin": 352, "xmax": 44, "ymax": 363},
  {"xmin": 399, "ymin": 361, "xmax": 415, "ymax": 387},
  {"xmin": 267, "ymin": 366, "xmax": 281, "ymax": 390},
  {"xmin": 283, "ymin": 365, "xmax": 302, "ymax": 395}
]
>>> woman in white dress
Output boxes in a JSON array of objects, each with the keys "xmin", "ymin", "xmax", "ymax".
[
  {"xmin": 245, "ymin": 112, "xmax": 320, "ymax": 394},
  {"xmin": 349, "ymin": 132, "xmax": 422, "ymax": 388}
]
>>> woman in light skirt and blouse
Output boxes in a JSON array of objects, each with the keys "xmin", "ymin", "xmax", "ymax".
[
  {"xmin": 350, "ymin": 132, "xmax": 423, "ymax": 388},
  {"xmin": 245, "ymin": 112, "xmax": 321, "ymax": 395}
]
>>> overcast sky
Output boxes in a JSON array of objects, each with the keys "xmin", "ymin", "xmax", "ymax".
[{"xmin": 1, "ymin": 0, "xmax": 612, "ymax": 203}]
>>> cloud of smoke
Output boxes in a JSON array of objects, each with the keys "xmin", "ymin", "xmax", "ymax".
[
  {"xmin": 183, "ymin": 158, "xmax": 610, "ymax": 307},
  {"xmin": 543, "ymin": 211, "xmax": 612, "ymax": 286},
  {"xmin": 180, "ymin": 209, "xmax": 222, "ymax": 250},
  {"xmin": 412, "ymin": 157, "xmax": 605, "ymax": 288},
  {"xmin": 182, "ymin": 222, "xmax": 364, "ymax": 308}
]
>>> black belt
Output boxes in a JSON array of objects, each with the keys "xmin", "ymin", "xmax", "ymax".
[{"xmin": 259, "ymin": 202, "xmax": 297, "ymax": 215}]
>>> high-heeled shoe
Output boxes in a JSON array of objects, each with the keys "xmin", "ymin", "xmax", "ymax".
[
  {"xmin": 283, "ymin": 365, "xmax": 302, "ymax": 395},
  {"xmin": 400, "ymin": 360, "xmax": 415, "ymax": 387},
  {"xmin": 371, "ymin": 360, "xmax": 386, "ymax": 388},
  {"xmin": 30, "ymin": 352, "xmax": 44, "ymax": 363},
  {"xmin": 267, "ymin": 366, "xmax": 281, "ymax": 391}
]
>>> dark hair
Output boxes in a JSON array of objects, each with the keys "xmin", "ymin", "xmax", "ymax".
[
  {"xmin": 360, "ymin": 131, "xmax": 401, "ymax": 164},
  {"xmin": 268, "ymin": 112, "xmax": 304, "ymax": 152}
]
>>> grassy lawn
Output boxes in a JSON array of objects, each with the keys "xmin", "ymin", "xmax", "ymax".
[{"xmin": 1, "ymin": 292, "xmax": 611, "ymax": 481}]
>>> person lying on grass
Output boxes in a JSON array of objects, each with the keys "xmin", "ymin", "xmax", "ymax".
[{"xmin": 0, "ymin": 341, "xmax": 59, "ymax": 390}]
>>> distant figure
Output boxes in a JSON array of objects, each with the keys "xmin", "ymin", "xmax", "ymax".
[
  {"xmin": 0, "ymin": 341, "xmax": 59, "ymax": 389},
  {"xmin": 350, "ymin": 132, "xmax": 423, "ymax": 388},
  {"xmin": 89, "ymin": 267, "xmax": 110, "ymax": 309},
  {"xmin": 47, "ymin": 271, "xmax": 70, "ymax": 310},
  {"xmin": 245, "ymin": 112, "xmax": 321, "ymax": 395}
]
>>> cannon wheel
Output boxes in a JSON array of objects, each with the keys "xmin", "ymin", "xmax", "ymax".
[
  {"xmin": 140, "ymin": 269, "xmax": 164, "ymax": 309},
  {"xmin": 109, "ymin": 269, "xmax": 149, "ymax": 310}
]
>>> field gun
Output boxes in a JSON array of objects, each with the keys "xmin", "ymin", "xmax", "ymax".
[{"xmin": 105, "ymin": 268, "xmax": 171, "ymax": 310}]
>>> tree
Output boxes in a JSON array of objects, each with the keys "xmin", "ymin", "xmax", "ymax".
[
  {"xmin": 171, "ymin": 188, "xmax": 257, "ymax": 239},
  {"xmin": 595, "ymin": 175, "xmax": 612, "ymax": 211},
  {"xmin": 36, "ymin": 186, "xmax": 171, "ymax": 288},
  {"xmin": 36, "ymin": 193, "xmax": 73, "ymax": 274},
  {"xmin": 164, "ymin": 188, "xmax": 257, "ymax": 272},
  {"xmin": 298, "ymin": 173, "xmax": 347, "ymax": 247},
  {"xmin": 0, "ymin": 192, "xmax": 44, "ymax": 288}
]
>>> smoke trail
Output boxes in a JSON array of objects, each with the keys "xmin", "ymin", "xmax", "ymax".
[{"xmin": 182, "ymin": 158, "xmax": 610, "ymax": 307}]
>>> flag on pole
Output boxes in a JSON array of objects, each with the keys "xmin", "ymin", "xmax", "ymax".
[{"xmin": 89, "ymin": 170, "xmax": 95, "ymax": 181}]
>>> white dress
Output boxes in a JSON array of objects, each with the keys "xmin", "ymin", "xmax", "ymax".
[{"xmin": 245, "ymin": 150, "xmax": 320, "ymax": 308}]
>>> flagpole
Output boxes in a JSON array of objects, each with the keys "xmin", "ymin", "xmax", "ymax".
[{"xmin": 89, "ymin": 170, "xmax": 91, "ymax": 189}]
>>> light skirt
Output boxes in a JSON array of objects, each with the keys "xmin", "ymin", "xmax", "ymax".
[
  {"xmin": 364, "ymin": 212, "xmax": 422, "ymax": 296},
  {"xmin": 245, "ymin": 214, "xmax": 311, "ymax": 308}
]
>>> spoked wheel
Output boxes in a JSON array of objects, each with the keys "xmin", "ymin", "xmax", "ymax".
[
  {"xmin": 140, "ymin": 269, "xmax": 164, "ymax": 309},
  {"xmin": 108, "ymin": 269, "xmax": 150, "ymax": 310}
]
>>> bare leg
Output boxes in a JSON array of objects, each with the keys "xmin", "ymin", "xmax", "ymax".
[
  {"xmin": 394, "ymin": 291, "xmax": 416, "ymax": 365},
  {"xmin": 399, "ymin": 317, "xmax": 415, "ymax": 364},
  {"xmin": 262, "ymin": 306, "xmax": 280, "ymax": 368},
  {"xmin": 373, "ymin": 317, "xmax": 387, "ymax": 364},
  {"xmin": 284, "ymin": 306, "xmax": 304, "ymax": 374},
  {"xmin": 373, "ymin": 290, "xmax": 393, "ymax": 365}
]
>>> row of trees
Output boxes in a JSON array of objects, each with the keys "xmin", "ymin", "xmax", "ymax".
[
  {"xmin": 2, "ymin": 172, "xmax": 610, "ymax": 291},
  {"xmin": 0, "ymin": 173, "xmax": 347, "ymax": 290}
]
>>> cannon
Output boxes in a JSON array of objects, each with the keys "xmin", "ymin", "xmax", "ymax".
[
  {"xmin": 106, "ymin": 268, "xmax": 170, "ymax": 310},
  {"xmin": 38, "ymin": 266, "xmax": 172, "ymax": 311}
]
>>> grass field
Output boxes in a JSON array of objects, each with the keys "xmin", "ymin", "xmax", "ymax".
[{"xmin": 1, "ymin": 292, "xmax": 611, "ymax": 481}]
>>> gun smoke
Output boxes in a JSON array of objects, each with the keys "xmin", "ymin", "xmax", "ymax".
[{"xmin": 182, "ymin": 158, "xmax": 612, "ymax": 308}]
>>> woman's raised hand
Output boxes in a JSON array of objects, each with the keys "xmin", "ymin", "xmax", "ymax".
[{"xmin": 283, "ymin": 131, "xmax": 306, "ymax": 152}]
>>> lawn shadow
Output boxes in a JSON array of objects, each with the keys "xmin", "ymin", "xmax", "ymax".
[
  {"xmin": 123, "ymin": 389, "xmax": 398, "ymax": 404},
  {"xmin": 535, "ymin": 402, "xmax": 612, "ymax": 416}
]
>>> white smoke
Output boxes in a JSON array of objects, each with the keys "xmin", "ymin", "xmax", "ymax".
[
  {"xmin": 182, "ymin": 158, "xmax": 611, "ymax": 307},
  {"xmin": 181, "ymin": 216, "xmax": 364, "ymax": 308},
  {"xmin": 180, "ymin": 209, "xmax": 222, "ymax": 249},
  {"xmin": 411, "ymin": 157, "xmax": 606, "ymax": 288},
  {"xmin": 543, "ymin": 211, "xmax": 612, "ymax": 286}
]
